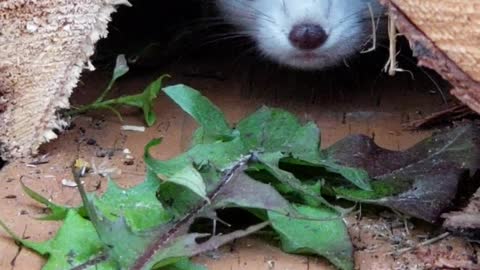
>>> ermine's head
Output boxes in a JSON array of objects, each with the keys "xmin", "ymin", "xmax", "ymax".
[{"xmin": 216, "ymin": 0, "xmax": 385, "ymax": 70}]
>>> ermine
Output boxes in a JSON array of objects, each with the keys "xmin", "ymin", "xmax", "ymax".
[{"xmin": 216, "ymin": 0, "xmax": 385, "ymax": 70}]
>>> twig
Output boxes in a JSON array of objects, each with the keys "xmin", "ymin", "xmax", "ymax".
[
  {"xmin": 404, "ymin": 104, "xmax": 475, "ymax": 130},
  {"xmin": 361, "ymin": 3, "xmax": 378, "ymax": 53},
  {"xmin": 387, "ymin": 8, "xmax": 397, "ymax": 76},
  {"xmin": 387, "ymin": 232, "xmax": 450, "ymax": 256}
]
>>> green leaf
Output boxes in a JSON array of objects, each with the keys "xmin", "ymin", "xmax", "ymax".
[
  {"xmin": 236, "ymin": 107, "xmax": 371, "ymax": 190},
  {"xmin": 332, "ymin": 179, "xmax": 413, "ymax": 200},
  {"xmin": 143, "ymin": 134, "xmax": 248, "ymax": 214},
  {"xmin": 20, "ymin": 181, "xmax": 71, "ymax": 220},
  {"xmin": 19, "ymin": 173, "xmax": 170, "ymax": 232},
  {"xmin": 284, "ymin": 121, "xmax": 322, "ymax": 161},
  {"xmin": 67, "ymin": 57, "xmax": 167, "ymax": 127},
  {"xmin": 144, "ymin": 138, "xmax": 187, "ymax": 178},
  {"xmin": 93, "ymin": 177, "xmax": 172, "ymax": 232},
  {"xmin": 282, "ymin": 158, "xmax": 372, "ymax": 191},
  {"xmin": 144, "ymin": 137, "xmax": 247, "ymax": 182},
  {"xmin": 269, "ymin": 205, "xmax": 353, "ymax": 270},
  {"xmin": 73, "ymin": 155, "xmax": 273, "ymax": 270},
  {"xmin": 118, "ymin": 74, "xmax": 169, "ymax": 126},
  {"xmin": 16, "ymin": 83, "xmax": 480, "ymax": 270},
  {"xmin": 164, "ymin": 164, "xmax": 209, "ymax": 202},
  {"xmin": 161, "ymin": 87, "xmax": 369, "ymax": 191},
  {"xmin": 236, "ymin": 107, "xmax": 303, "ymax": 152},
  {"xmin": 256, "ymin": 152, "xmax": 341, "ymax": 212},
  {"xmin": 163, "ymin": 84, "xmax": 232, "ymax": 142},
  {"xmin": 145, "ymin": 222, "xmax": 269, "ymax": 270},
  {"xmin": 1, "ymin": 210, "xmax": 116, "ymax": 270},
  {"xmin": 96, "ymin": 54, "xmax": 130, "ymax": 103},
  {"xmin": 18, "ymin": 180, "xmax": 89, "ymax": 220},
  {"xmin": 320, "ymin": 162, "xmax": 371, "ymax": 191}
]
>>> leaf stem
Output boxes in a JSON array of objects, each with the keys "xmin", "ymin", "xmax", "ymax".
[
  {"xmin": 70, "ymin": 253, "xmax": 110, "ymax": 270},
  {"xmin": 65, "ymin": 94, "xmax": 133, "ymax": 120},
  {"xmin": 95, "ymin": 79, "xmax": 116, "ymax": 104}
]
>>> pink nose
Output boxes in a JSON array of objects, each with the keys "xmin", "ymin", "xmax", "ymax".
[{"xmin": 288, "ymin": 23, "xmax": 328, "ymax": 50}]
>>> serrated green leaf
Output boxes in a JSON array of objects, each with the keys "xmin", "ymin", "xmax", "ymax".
[
  {"xmin": 282, "ymin": 158, "xmax": 371, "ymax": 191},
  {"xmin": 331, "ymin": 178, "xmax": 414, "ymax": 201},
  {"xmin": 69, "ymin": 67, "xmax": 167, "ymax": 127},
  {"xmin": 269, "ymin": 205, "xmax": 353, "ymax": 270},
  {"xmin": 165, "ymin": 164, "xmax": 209, "ymax": 202},
  {"xmin": 163, "ymin": 84, "xmax": 232, "ymax": 142},
  {"xmin": 157, "ymin": 180, "xmax": 205, "ymax": 218},
  {"xmin": 0, "ymin": 219, "xmax": 46, "ymax": 254},
  {"xmin": 256, "ymin": 152, "xmax": 339, "ymax": 211},
  {"xmin": 1, "ymin": 210, "xmax": 116, "ymax": 270},
  {"xmin": 236, "ymin": 107, "xmax": 371, "ymax": 190},
  {"xmin": 285, "ymin": 121, "xmax": 322, "ymax": 161},
  {"xmin": 72, "ymin": 155, "xmax": 272, "ymax": 270},
  {"xmin": 9, "ymin": 83, "xmax": 388, "ymax": 270},
  {"xmin": 145, "ymin": 222, "xmax": 269, "ymax": 270},
  {"xmin": 18, "ymin": 181, "xmax": 89, "ymax": 220},
  {"xmin": 144, "ymin": 137, "xmax": 249, "ymax": 215},
  {"xmin": 144, "ymin": 137, "xmax": 247, "ymax": 181},
  {"xmin": 236, "ymin": 107, "xmax": 302, "ymax": 152},
  {"xmin": 118, "ymin": 74, "xmax": 169, "ymax": 126},
  {"xmin": 20, "ymin": 181, "xmax": 71, "ymax": 220},
  {"xmin": 93, "ymin": 177, "xmax": 171, "ymax": 232}
]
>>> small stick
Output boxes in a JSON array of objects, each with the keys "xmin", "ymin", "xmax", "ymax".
[
  {"xmin": 387, "ymin": 232, "xmax": 450, "ymax": 256},
  {"xmin": 361, "ymin": 3, "xmax": 378, "ymax": 53},
  {"xmin": 387, "ymin": 8, "xmax": 397, "ymax": 76}
]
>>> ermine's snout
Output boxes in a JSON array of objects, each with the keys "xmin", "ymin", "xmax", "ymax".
[
  {"xmin": 216, "ymin": 0, "xmax": 385, "ymax": 70},
  {"xmin": 289, "ymin": 23, "xmax": 328, "ymax": 51}
]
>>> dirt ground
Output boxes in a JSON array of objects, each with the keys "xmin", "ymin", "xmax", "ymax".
[{"xmin": 1, "ymin": 56, "xmax": 479, "ymax": 269}]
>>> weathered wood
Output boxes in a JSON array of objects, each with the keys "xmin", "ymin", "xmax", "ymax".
[
  {"xmin": 0, "ymin": 0, "xmax": 129, "ymax": 159},
  {"xmin": 383, "ymin": 0, "xmax": 480, "ymax": 114}
]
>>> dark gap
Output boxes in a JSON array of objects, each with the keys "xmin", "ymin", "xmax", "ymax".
[
  {"xmin": 73, "ymin": 0, "xmax": 455, "ymax": 115},
  {"xmin": 0, "ymin": 158, "xmax": 5, "ymax": 170},
  {"xmin": 190, "ymin": 208, "xmax": 265, "ymax": 242},
  {"xmin": 451, "ymin": 170, "xmax": 480, "ymax": 211},
  {"xmin": 92, "ymin": 0, "xmax": 447, "ymax": 79},
  {"xmin": 93, "ymin": 0, "xmax": 240, "ymax": 70}
]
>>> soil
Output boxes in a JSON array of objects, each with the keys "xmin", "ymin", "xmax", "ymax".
[{"xmin": 1, "ymin": 54, "xmax": 478, "ymax": 269}]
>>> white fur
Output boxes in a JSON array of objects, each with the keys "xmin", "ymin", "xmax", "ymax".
[{"xmin": 216, "ymin": 0, "xmax": 385, "ymax": 69}]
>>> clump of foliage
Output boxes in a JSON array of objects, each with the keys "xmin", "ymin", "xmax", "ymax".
[
  {"xmin": 68, "ymin": 55, "xmax": 165, "ymax": 127},
  {"xmin": 1, "ymin": 56, "xmax": 478, "ymax": 270}
]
